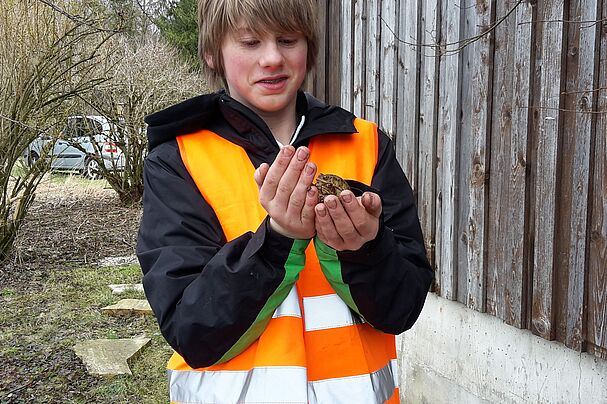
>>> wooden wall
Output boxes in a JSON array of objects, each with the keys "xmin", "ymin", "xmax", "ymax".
[{"xmin": 311, "ymin": 0, "xmax": 607, "ymax": 359}]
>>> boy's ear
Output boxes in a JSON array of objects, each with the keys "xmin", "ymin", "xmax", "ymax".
[{"xmin": 204, "ymin": 53, "xmax": 215, "ymax": 70}]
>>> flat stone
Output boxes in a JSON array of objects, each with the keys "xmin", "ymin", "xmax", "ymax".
[
  {"xmin": 101, "ymin": 299, "xmax": 152, "ymax": 316},
  {"xmin": 108, "ymin": 283, "xmax": 144, "ymax": 294},
  {"xmin": 98, "ymin": 255, "xmax": 139, "ymax": 267},
  {"xmin": 74, "ymin": 337, "xmax": 150, "ymax": 376}
]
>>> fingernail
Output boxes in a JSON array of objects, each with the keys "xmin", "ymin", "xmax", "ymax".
[
  {"xmin": 317, "ymin": 205, "xmax": 327, "ymax": 217},
  {"xmin": 340, "ymin": 192, "xmax": 352, "ymax": 203},
  {"xmin": 325, "ymin": 198, "xmax": 337, "ymax": 209},
  {"xmin": 297, "ymin": 147, "xmax": 309, "ymax": 161},
  {"xmin": 282, "ymin": 146, "xmax": 294, "ymax": 157},
  {"xmin": 307, "ymin": 187, "xmax": 316, "ymax": 197},
  {"xmin": 305, "ymin": 163, "xmax": 315, "ymax": 175}
]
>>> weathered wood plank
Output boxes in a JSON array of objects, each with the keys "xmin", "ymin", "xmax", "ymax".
[
  {"xmin": 327, "ymin": 0, "xmax": 342, "ymax": 105},
  {"xmin": 435, "ymin": 0, "xmax": 462, "ymax": 300},
  {"xmin": 531, "ymin": 0, "xmax": 566, "ymax": 341},
  {"xmin": 340, "ymin": 0, "xmax": 352, "ymax": 110},
  {"xmin": 587, "ymin": 0, "xmax": 607, "ymax": 360},
  {"xmin": 457, "ymin": 0, "xmax": 472, "ymax": 305},
  {"xmin": 379, "ymin": 0, "xmax": 397, "ymax": 138},
  {"xmin": 417, "ymin": 0, "xmax": 439, "ymax": 270},
  {"xmin": 487, "ymin": 0, "xmax": 533, "ymax": 328},
  {"xmin": 315, "ymin": 0, "xmax": 328, "ymax": 100},
  {"xmin": 365, "ymin": 0, "xmax": 380, "ymax": 121},
  {"xmin": 456, "ymin": 0, "xmax": 493, "ymax": 312},
  {"xmin": 352, "ymin": 0, "xmax": 366, "ymax": 117},
  {"xmin": 554, "ymin": 0, "xmax": 599, "ymax": 351},
  {"xmin": 395, "ymin": 0, "xmax": 420, "ymax": 187}
]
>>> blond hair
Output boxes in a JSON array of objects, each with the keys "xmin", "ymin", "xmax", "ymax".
[{"xmin": 198, "ymin": 0, "xmax": 318, "ymax": 89}]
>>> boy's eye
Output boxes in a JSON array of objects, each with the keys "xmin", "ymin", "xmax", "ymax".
[
  {"xmin": 240, "ymin": 39, "xmax": 259, "ymax": 47},
  {"xmin": 278, "ymin": 38, "xmax": 298, "ymax": 46}
]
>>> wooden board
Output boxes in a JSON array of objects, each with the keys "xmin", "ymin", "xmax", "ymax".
[
  {"xmin": 340, "ymin": 0, "xmax": 353, "ymax": 110},
  {"xmin": 365, "ymin": 0, "xmax": 380, "ymax": 122},
  {"xmin": 315, "ymin": 0, "xmax": 328, "ymax": 100},
  {"xmin": 587, "ymin": 0, "xmax": 607, "ymax": 360},
  {"xmin": 531, "ymin": 0, "xmax": 566, "ymax": 341},
  {"xmin": 352, "ymin": 0, "xmax": 366, "ymax": 117},
  {"xmin": 327, "ymin": 0, "xmax": 342, "ymax": 106},
  {"xmin": 417, "ymin": 0, "xmax": 440, "ymax": 270},
  {"xmin": 486, "ymin": 0, "xmax": 533, "ymax": 328},
  {"xmin": 554, "ymin": 0, "xmax": 599, "ymax": 351},
  {"xmin": 379, "ymin": 0, "xmax": 397, "ymax": 138},
  {"xmin": 395, "ymin": 0, "xmax": 420, "ymax": 188},
  {"xmin": 435, "ymin": 0, "xmax": 461, "ymax": 300},
  {"xmin": 456, "ymin": 0, "xmax": 493, "ymax": 312}
]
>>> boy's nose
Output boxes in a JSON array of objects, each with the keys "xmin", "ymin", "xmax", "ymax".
[{"xmin": 259, "ymin": 42, "xmax": 284, "ymax": 67}]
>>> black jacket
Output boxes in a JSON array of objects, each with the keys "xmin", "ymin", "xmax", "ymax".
[{"xmin": 137, "ymin": 91, "xmax": 434, "ymax": 368}]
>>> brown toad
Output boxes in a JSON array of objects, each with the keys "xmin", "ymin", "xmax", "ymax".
[{"xmin": 314, "ymin": 173, "xmax": 350, "ymax": 202}]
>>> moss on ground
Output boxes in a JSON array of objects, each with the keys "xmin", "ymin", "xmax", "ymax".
[{"xmin": 0, "ymin": 264, "xmax": 171, "ymax": 403}]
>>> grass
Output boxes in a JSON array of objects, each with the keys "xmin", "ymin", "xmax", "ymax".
[{"xmin": 0, "ymin": 264, "xmax": 171, "ymax": 403}]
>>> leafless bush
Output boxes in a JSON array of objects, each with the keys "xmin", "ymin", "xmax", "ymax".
[
  {"xmin": 79, "ymin": 34, "xmax": 208, "ymax": 205},
  {"xmin": 0, "ymin": 0, "xmax": 115, "ymax": 262}
]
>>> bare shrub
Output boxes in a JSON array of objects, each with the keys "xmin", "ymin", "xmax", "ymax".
[
  {"xmin": 0, "ymin": 0, "xmax": 114, "ymax": 262},
  {"xmin": 79, "ymin": 34, "xmax": 208, "ymax": 206}
]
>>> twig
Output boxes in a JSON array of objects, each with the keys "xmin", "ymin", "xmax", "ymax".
[
  {"xmin": 37, "ymin": 0, "xmax": 125, "ymax": 34},
  {"xmin": 561, "ymin": 87, "xmax": 607, "ymax": 95},
  {"xmin": 519, "ymin": 105, "xmax": 606, "ymax": 115},
  {"xmin": 381, "ymin": 0, "xmax": 523, "ymax": 56},
  {"xmin": 2, "ymin": 378, "xmax": 37, "ymax": 398},
  {"xmin": 0, "ymin": 113, "xmax": 47, "ymax": 133},
  {"xmin": 518, "ymin": 17, "xmax": 607, "ymax": 29}
]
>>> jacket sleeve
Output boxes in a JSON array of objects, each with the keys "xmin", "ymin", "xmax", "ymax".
[
  {"xmin": 136, "ymin": 140, "xmax": 308, "ymax": 368},
  {"xmin": 315, "ymin": 130, "xmax": 434, "ymax": 335}
]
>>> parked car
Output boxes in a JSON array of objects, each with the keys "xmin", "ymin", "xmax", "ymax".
[{"xmin": 23, "ymin": 115, "xmax": 125, "ymax": 179}]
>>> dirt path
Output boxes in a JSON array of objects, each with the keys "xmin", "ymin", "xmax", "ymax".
[{"xmin": 1, "ymin": 174, "xmax": 142, "ymax": 289}]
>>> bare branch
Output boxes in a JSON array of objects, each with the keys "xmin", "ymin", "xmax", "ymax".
[
  {"xmin": 518, "ymin": 17, "xmax": 607, "ymax": 29},
  {"xmin": 36, "ymin": 0, "xmax": 125, "ymax": 34},
  {"xmin": 381, "ymin": 0, "xmax": 523, "ymax": 56}
]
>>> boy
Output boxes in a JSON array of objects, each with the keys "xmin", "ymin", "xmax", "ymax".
[{"xmin": 137, "ymin": 0, "xmax": 433, "ymax": 402}]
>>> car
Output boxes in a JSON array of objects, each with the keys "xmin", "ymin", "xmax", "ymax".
[{"xmin": 23, "ymin": 115, "xmax": 125, "ymax": 179}]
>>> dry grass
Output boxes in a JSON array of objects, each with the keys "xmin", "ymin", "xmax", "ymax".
[{"xmin": 0, "ymin": 173, "xmax": 170, "ymax": 403}]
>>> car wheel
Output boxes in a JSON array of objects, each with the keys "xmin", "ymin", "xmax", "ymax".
[
  {"xmin": 27, "ymin": 151, "xmax": 40, "ymax": 168},
  {"xmin": 83, "ymin": 158, "xmax": 102, "ymax": 180}
]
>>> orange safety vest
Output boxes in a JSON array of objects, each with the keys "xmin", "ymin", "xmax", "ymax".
[{"xmin": 171, "ymin": 118, "xmax": 399, "ymax": 403}]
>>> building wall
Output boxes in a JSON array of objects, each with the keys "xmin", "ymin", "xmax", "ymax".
[
  {"xmin": 398, "ymin": 294, "xmax": 607, "ymax": 403},
  {"xmin": 315, "ymin": 0, "xmax": 607, "ymax": 359}
]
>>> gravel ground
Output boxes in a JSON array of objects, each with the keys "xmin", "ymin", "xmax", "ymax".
[{"xmin": 0, "ymin": 174, "xmax": 142, "ymax": 289}]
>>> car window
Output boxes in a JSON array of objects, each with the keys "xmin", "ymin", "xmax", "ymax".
[{"xmin": 64, "ymin": 118, "xmax": 103, "ymax": 139}]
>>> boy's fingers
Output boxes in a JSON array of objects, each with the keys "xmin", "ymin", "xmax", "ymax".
[
  {"xmin": 324, "ymin": 195, "xmax": 360, "ymax": 242},
  {"xmin": 274, "ymin": 146, "xmax": 310, "ymax": 206},
  {"xmin": 361, "ymin": 192, "xmax": 382, "ymax": 218},
  {"xmin": 259, "ymin": 146, "xmax": 295, "ymax": 202},
  {"xmin": 339, "ymin": 190, "xmax": 375, "ymax": 235},
  {"xmin": 254, "ymin": 163, "xmax": 269, "ymax": 189},
  {"xmin": 301, "ymin": 186, "xmax": 318, "ymax": 226},
  {"xmin": 315, "ymin": 201, "xmax": 344, "ymax": 248},
  {"xmin": 287, "ymin": 161, "xmax": 316, "ymax": 218}
]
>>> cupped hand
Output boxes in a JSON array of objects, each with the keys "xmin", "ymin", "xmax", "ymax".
[
  {"xmin": 254, "ymin": 145, "xmax": 319, "ymax": 239},
  {"xmin": 314, "ymin": 190, "xmax": 382, "ymax": 251}
]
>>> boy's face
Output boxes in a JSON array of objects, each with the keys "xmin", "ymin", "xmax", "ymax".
[{"xmin": 216, "ymin": 26, "xmax": 307, "ymax": 117}]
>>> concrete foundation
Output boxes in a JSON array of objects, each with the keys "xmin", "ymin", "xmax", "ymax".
[{"xmin": 397, "ymin": 294, "xmax": 607, "ymax": 403}]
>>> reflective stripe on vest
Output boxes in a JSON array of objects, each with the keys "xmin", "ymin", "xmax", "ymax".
[{"xmin": 173, "ymin": 118, "xmax": 399, "ymax": 403}]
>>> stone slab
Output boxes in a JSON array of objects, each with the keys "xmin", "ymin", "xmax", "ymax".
[
  {"xmin": 108, "ymin": 283, "xmax": 144, "ymax": 295},
  {"xmin": 101, "ymin": 299, "xmax": 152, "ymax": 316},
  {"xmin": 98, "ymin": 255, "xmax": 138, "ymax": 267},
  {"xmin": 74, "ymin": 337, "xmax": 150, "ymax": 376}
]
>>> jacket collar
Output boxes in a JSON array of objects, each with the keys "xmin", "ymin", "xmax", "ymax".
[{"xmin": 145, "ymin": 90, "xmax": 357, "ymax": 152}]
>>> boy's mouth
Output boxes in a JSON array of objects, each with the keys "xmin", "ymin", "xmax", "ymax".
[{"xmin": 257, "ymin": 76, "xmax": 288, "ymax": 84}]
